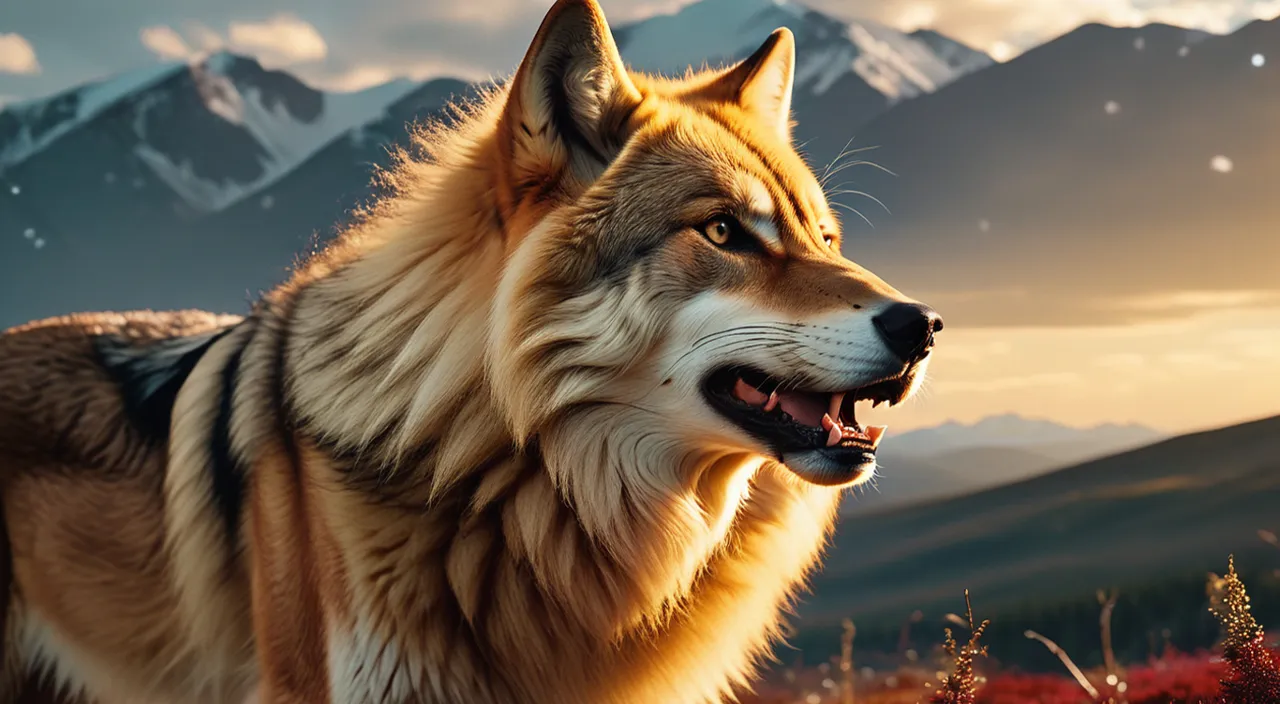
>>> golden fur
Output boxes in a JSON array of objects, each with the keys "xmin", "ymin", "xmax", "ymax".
[{"xmin": 0, "ymin": 1, "xmax": 939, "ymax": 702}]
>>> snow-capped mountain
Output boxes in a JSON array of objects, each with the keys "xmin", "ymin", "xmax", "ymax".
[
  {"xmin": 613, "ymin": 0, "xmax": 986, "ymax": 102},
  {"xmin": 0, "ymin": 0, "xmax": 999, "ymax": 329},
  {"xmin": 0, "ymin": 0, "xmax": 985, "ymax": 234},
  {"xmin": 0, "ymin": 62, "xmax": 176, "ymax": 167},
  {"xmin": 0, "ymin": 70, "xmax": 467, "ymax": 328},
  {"xmin": 0, "ymin": 51, "xmax": 416, "ymax": 214}
]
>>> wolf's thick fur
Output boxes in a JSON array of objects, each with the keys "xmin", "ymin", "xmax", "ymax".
[{"xmin": 0, "ymin": 2, "xmax": 938, "ymax": 702}]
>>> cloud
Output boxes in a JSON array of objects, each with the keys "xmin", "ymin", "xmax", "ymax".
[
  {"xmin": 935, "ymin": 340, "xmax": 1013, "ymax": 364},
  {"xmin": 911, "ymin": 285, "xmax": 1280, "ymax": 329},
  {"xmin": 1108, "ymin": 289, "xmax": 1280, "ymax": 313},
  {"xmin": 228, "ymin": 14, "xmax": 327, "ymax": 65},
  {"xmin": 804, "ymin": 0, "xmax": 1280, "ymax": 60},
  {"xmin": 602, "ymin": 0, "xmax": 697, "ymax": 22},
  {"xmin": 879, "ymin": 305, "xmax": 1280, "ymax": 433},
  {"xmin": 1161, "ymin": 351, "xmax": 1243, "ymax": 371},
  {"xmin": 1094, "ymin": 353, "xmax": 1147, "ymax": 369},
  {"xmin": 310, "ymin": 60, "xmax": 470, "ymax": 91},
  {"xmin": 933, "ymin": 372, "xmax": 1082, "ymax": 395},
  {"xmin": 10, "ymin": 0, "xmax": 1279, "ymax": 105},
  {"xmin": 140, "ymin": 14, "xmax": 327, "ymax": 67},
  {"xmin": 139, "ymin": 26, "xmax": 193, "ymax": 61},
  {"xmin": 0, "ymin": 33, "xmax": 40, "ymax": 75}
]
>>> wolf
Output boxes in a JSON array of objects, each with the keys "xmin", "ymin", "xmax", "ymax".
[{"xmin": 0, "ymin": 1, "xmax": 942, "ymax": 702}]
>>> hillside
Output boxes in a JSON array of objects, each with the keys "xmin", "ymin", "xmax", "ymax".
[
  {"xmin": 790, "ymin": 414, "xmax": 1280, "ymax": 665},
  {"xmin": 842, "ymin": 446, "xmax": 1056, "ymax": 515},
  {"xmin": 840, "ymin": 416, "xmax": 1166, "ymax": 513}
]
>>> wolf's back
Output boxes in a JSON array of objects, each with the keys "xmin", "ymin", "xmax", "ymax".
[{"xmin": 0, "ymin": 310, "xmax": 239, "ymax": 463}]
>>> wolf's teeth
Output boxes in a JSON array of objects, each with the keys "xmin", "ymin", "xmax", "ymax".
[
  {"xmin": 828, "ymin": 392, "xmax": 846, "ymax": 424},
  {"xmin": 821, "ymin": 413, "xmax": 836, "ymax": 431},
  {"xmin": 825, "ymin": 418, "xmax": 843, "ymax": 447},
  {"xmin": 866, "ymin": 425, "xmax": 887, "ymax": 448},
  {"xmin": 764, "ymin": 390, "xmax": 780, "ymax": 412}
]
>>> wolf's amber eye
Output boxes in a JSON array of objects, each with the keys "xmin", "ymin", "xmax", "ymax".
[{"xmin": 702, "ymin": 217, "xmax": 740, "ymax": 247}]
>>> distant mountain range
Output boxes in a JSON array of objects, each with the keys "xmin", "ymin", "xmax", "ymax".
[
  {"xmin": 0, "ymin": 49, "xmax": 470, "ymax": 324},
  {"xmin": 0, "ymin": 0, "xmax": 990, "ymax": 328},
  {"xmin": 2, "ymin": 2, "xmax": 1277, "ymax": 333},
  {"xmin": 0, "ymin": 53, "xmax": 420, "ymax": 211},
  {"xmin": 612, "ymin": 0, "xmax": 991, "ymax": 146},
  {"xmin": 843, "ymin": 415, "xmax": 1166, "ymax": 513},
  {"xmin": 795, "ymin": 413, "xmax": 1280, "ymax": 664},
  {"xmin": 887, "ymin": 414, "xmax": 1164, "ymax": 457}
]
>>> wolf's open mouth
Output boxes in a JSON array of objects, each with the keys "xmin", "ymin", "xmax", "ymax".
[{"xmin": 702, "ymin": 366, "xmax": 912, "ymax": 482}]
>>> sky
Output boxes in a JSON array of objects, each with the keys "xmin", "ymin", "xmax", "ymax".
[
  {"xmin": 3, "ymin": 0, "xmax": 1280, "ymax": 102},
  {"xmin": 2, "ymin": 0, "xmax": 1278, "ymax": 435},
  {"xmin": 858, "ymin": 305, "xmax": 1280, "ymax": 435}
]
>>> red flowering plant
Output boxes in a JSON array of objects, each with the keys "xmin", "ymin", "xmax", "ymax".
[{"xmin": 1208, "ymin": 556, "xmax": 1280, "ymax": 704}]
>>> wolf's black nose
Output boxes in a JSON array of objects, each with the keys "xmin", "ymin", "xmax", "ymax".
[{"xmin": 873, "ymin": 303, "xmax": 943, "ymax": 363}]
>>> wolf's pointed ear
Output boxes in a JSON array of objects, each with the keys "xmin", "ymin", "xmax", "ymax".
[
  {"xmin": 704, "ymin": 28, "xmax": 796, "ymax": 142},
  {"xmin": 502, "ymin": 0, "xmax": 641, "ymax": 191}
]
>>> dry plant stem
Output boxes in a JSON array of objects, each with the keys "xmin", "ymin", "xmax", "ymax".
[
  {"xmin": 1099, "ymin": 589, "xmax": 1120, "ymax": 682},
  {"xmin": 841, "ymin": 618, "xmax": 856, "ymax": 704},
  {"xmin": 1025, "ymin": 629, "xmax": 1101, "ymax": 700},
  {"xmin": 898, "ymin": 610, "xmax": 922, "ymax": 655},
  {"xmin": 930, "ymin": 590, "xmax": 990, "ymax": 704}
]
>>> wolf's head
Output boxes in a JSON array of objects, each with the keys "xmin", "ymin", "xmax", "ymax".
[{"xmin": 487, "ymin": 0, "xmax": 941, "ymax": 494}]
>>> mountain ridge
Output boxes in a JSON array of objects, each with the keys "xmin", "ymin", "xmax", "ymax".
[
  {"xmin": 4, "ymin": 5, "xmax": 1276, "ymax": 334},
  {"xmin": 0, "ymin": 0, "xmax": 995, "ymax": 328}
]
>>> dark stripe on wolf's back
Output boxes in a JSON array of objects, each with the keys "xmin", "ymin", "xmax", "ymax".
[
  {"xmin": 95, "ymin": 322, "xmax": 251, "ymax": 552},
  {"xmin": 94, "ymin": 326, "xmax": 238, "ymax": 442},
  {"xmin": 211, "ymin": 329, "xmax": 251, "ymax": 552}
]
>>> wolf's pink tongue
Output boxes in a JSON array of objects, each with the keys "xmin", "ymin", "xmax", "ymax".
[
  {"xmin": 777, "ymin": 391, "xmax": 827, "ymax": 427},
  {"xmin": 733, "ymin": 378, "xmax": 769, "ymax": 406}
]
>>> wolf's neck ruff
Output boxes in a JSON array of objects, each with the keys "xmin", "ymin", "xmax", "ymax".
[
  {"xmin": 179, "ymin": 99, "xmax": 777, "ymax": 697},
  {"xmin": 273, "ymin": 138, "xmax": 790, "ymax": 631}
]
